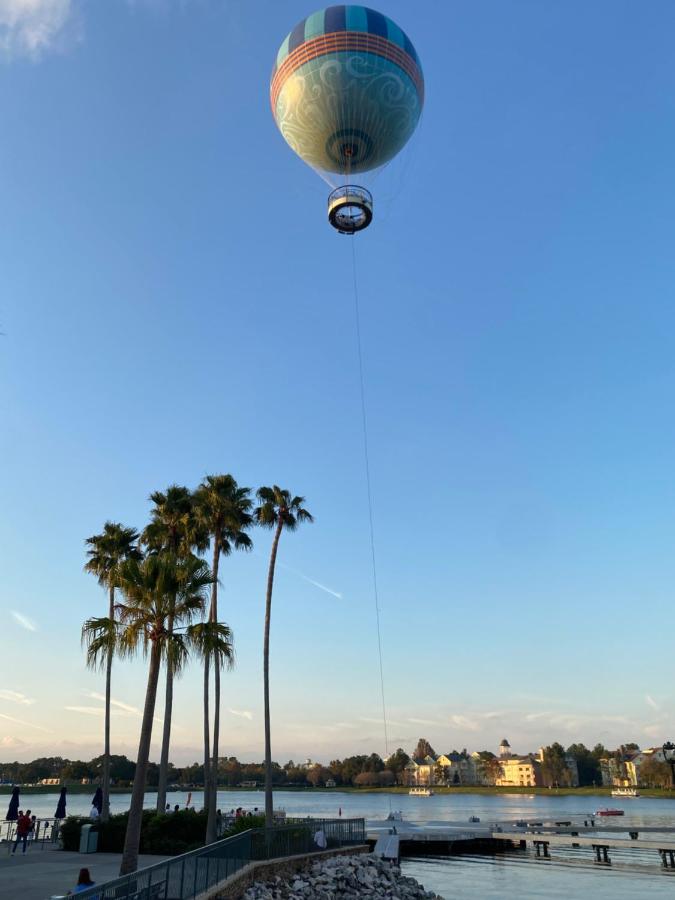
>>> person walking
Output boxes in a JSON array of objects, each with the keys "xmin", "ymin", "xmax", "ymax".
[{"xmin": 12, "ymin": 809, "xmax": 32, "ymax": 854}]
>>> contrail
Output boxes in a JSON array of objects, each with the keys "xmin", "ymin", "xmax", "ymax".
[{"xmin": 278, "ymin": 563, "xmax": 342, "ymax": 599}]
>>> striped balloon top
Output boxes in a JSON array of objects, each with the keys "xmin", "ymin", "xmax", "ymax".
[{"xmin": 271, "ymin": 6, "xmax": 423, "ymax": 106}]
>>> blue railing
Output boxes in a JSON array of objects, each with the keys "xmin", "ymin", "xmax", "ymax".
[{"xmin": 73, "ymin": 818, "xmax": 365, "ymax": 900}]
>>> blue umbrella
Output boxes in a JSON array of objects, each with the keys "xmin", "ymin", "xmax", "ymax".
[
  {"xmin": 91, "ymin": 787, "xmax": 103, "ymax": 814},
  {"xmin": 5, "ymin": 786, "xmax": 19, "ymax": 821},
  {"xmin": 55, "ymin": 787, "xmax": 67, "ymax": 819}
]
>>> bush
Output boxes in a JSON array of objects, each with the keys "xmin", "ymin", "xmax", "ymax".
[
  {"xmin": 59, "ymin": 809, "xmax": 208, "ymax": 855},
  {"xmin": 59, "ymin": 817, "xmax": 91, "ymax": 851},
  {"xmin": 224, "ymin": 814, "xmax": 265, "ymax": 835}
]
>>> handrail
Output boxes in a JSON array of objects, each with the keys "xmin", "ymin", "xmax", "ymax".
[{"xmin": 72, "ymin": 818, "xmax": 365, "ymax": 900}]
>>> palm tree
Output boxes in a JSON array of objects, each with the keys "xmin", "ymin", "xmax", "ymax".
[
  {"xmin": 115, "ymin": 553, "xmax": 231, "ymax": 875},
  {"xmin": 83, "ymin": 523, "xmax": 141, "ymax": 822},
  {"xmin": 194, "ymin": 474, "xmax": 253, "ymax": 843},
  {"xmin": 254, "ymin": 486, "xmax": 313, "ymax": 826},
  {"xmin": 142, "ymin": 485, "xmax": 204, "ymax": 813}
]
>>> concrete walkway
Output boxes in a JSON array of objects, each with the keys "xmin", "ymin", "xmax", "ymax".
[{"xmin": 0, "ymin": 845, "xmax": 169, "ymax": 900}]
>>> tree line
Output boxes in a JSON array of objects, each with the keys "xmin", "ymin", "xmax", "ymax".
[
  {"xmin": 80, "ymin": 475, "xmax": 312, "ymax": 875},
  {"xmin": 6, "ymin": 740, "xmax": 669, "ymax": 792}
]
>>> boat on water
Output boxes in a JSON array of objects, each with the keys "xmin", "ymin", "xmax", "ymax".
[
  {"xmin": 409, "ymin": 787, "xmax": 434, "ymax": 797},
  {"xmin": 611, "ymin": 787, "xmax": 640, "ymax": 797},
  {"xmin": 595, "ymin": 808, "xmax": 624, "ymax": 816}
]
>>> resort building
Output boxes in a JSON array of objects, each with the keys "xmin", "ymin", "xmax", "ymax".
[
  {"xmin": 435, "ymin": 753, "xmax": 476, "ymax": 785},
  {"xmin": 405, "ymin": 755, "xmax": 437, "ymax": 786},
  {"xmin": 495, "ymin": 755, "xmax": 543, "ymax": 787}
]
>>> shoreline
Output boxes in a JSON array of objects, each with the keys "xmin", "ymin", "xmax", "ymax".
[{"xmin": 2, "ymin": 784, "xmax": 674, "ymax": 799}]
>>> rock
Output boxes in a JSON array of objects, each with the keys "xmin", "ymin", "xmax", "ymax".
[{"xmin": 239, "ymin": 854, "xmax": 443, "ymax": 900}]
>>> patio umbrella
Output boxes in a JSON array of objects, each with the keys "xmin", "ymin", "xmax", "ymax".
[
  {"xmin": 91, "ymin": 787, "xmax": 103, "ymax": 814},
  {"xmin": 5, "ymin": 786, "xmax": 19, "ymax": 821},
  {"xmin": 55, "ymin": 787, "xmax": 67, "ymax": 819}
]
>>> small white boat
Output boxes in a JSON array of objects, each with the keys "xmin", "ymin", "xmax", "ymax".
[
  {"xmin": 409, "ymin": 787, "xmax": 434, "ymax": 796},
  {"xmin": 611, "ymin": 787, "xmax": 640, "ymax": 798}
]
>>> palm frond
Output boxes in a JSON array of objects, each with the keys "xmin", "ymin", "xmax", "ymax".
[{"xmin": 81, "ymin": 616, "xmax": 119, "ymax": 670}]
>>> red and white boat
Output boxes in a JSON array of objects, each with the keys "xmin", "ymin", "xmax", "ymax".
[{"xmin": 595, "ymin": 808, "xmax": 624, "ymax": 816}]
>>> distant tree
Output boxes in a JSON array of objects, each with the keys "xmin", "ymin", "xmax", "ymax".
[
  {"xmin": 353, "ymin": 771, "xmax": 381, "ymax": 787},
  {"xmin": 474, "ymin": 751, "xmax": 501, "ymax": 785},
  {"xmin": 386, "ymin": 749, "xmax": 410, "ymax": 783},
  {"xmin": 378, "ymin": 770, "xmax": 396, "ymax": 787},
  {"xmin": 413, "ymin": 738, "xmax": 436, "ymax": 760},
  {"xmin": 639, "ymin": 758, "xmax": 672, "ymax": 789},
  {"xmin": 566, "ymin": 743, "xmax": 601, "ymax": 786},
  {"xmin": 541, "ymin": 743, "xmax": 571, "ymax": 787},
  {"xmin": 306, "ymin": 766, "xmax": 332, "ymax": 787},
  {"xmin": 364, "ymin": 753, "xmax": 384, "ymax": 773}
]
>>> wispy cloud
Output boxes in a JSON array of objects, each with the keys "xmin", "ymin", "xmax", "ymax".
[
  {"xmin": 0, "ymin": 711, "xmax": 52, "ymax": 732},
  {"xmin": 645, "ymin": 694, "xmax": 659, "ymax": 711},
  {"xmin": 228, "ymin": 709, "xmax": 253, "ymax": 721},
  {"xmin": 449, "ymin": 715, "xmax": 480, "ymax": 731},
  {"xmin": 408, "ymin": 717, "xmax": 441, "ymax": 727},
  {"xmin": 10, "ymin": 610, "xmax": 37, "ymax": 631},
  {"xmin": 0, "ymin": 735, "xmax": 27, "ymax": 748},
  {"xmin": 0, "ymin": 689, "xmax": 35, "ymax": 706},
  {"xmin": 278, "ymin": 563, "xmax": 342, "ymax": 600},
  {"xmin": 0, "ymin": 0, "xmax": 76, "ymax": 60},
  {"xmin": 85, "ymin": 691, "xmax": 140, "ymax": 715},
  {"xmin": 65, "ymin": 705, "xmax": 105, "ymax": 717},
  {"xmin": 360, "ymin": 716, "xmax": 404, "ymax": 728}
]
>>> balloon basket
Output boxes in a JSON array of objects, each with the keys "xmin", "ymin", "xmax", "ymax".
[{"xmin": 327, "ymin": 186, "xmax": 373, "ymax": 234}]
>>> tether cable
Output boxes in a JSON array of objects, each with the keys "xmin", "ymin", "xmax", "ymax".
[{"xmin": 350, "ymin": 236, "xmax": 391, "ymax": 771}]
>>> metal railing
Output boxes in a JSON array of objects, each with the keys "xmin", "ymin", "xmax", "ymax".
[
  {"xmin": 2, "ymin": 817, "xmax": 61, "ymax": 851},
  {"xmin": 73, "ymin": 818, "xmax": 365, "ymax": 900}
]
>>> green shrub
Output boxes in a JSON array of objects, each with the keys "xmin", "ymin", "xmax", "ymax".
[
  {"xmin": 224, "ymin": 814, "xmax": 265, "ymax": 835},
  {"xmin": 58, "ymin": 809, "xmax": 208, "ymax": 855},
  {"xmin": 59, "ymin": 816, "xmax": 91, "ymax": 851}
]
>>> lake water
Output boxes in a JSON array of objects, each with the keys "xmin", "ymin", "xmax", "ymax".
[{"xmin": 9, "ymin": 789, "xmax": 675, "ymax": 898}]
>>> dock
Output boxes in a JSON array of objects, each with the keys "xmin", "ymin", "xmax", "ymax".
[{"xmin": 366, "ymin": 815, "xmax": 675, "ymax": 870}]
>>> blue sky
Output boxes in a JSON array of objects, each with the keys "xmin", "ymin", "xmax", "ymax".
[{"xmin": 2, "ymin": 0, "xmax": 675, "ymax": 766}]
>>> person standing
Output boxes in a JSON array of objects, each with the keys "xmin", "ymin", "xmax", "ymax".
[
  {"xmin": 12, "ymin": 809, "xmax": 32, "ymax": 855},
  {"xmin": 89, "ymin": 804, "xmax": 100, "ymax": 820}
]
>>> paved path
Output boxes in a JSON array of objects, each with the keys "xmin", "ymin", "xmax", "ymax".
[{"xmin": 0, "ymin": 846, "xmax": 169, "ymax": 900}]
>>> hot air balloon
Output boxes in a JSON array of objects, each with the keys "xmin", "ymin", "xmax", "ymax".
[{"xmin": 270, "ymin": 6, "xmax": 424, "ymax": 233}]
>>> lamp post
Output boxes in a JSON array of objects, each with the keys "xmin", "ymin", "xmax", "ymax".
[{"xmin": 662, "ymin": 742, "xmax": 675, "ymax": 789}]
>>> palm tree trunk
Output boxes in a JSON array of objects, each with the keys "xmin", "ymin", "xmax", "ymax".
[
  {"xmin": 263, "ymin": 519, "xmax": 283, "ymax": 827},
  {"xmin": 202, "ymin": 651, "xmax": 210, "ymax": 825},
  {"xmin": 205, "ymin": 542, "xmax": 220, "ymax": 844},
  {"xmin": 156, "ymin": 607, "xmax": 175, "ymax": 813},
  {"xmin": 120, "ymin": 639, "xmax": 162, "ymax": 876},
  {"xmin": 102, "ymin": 585, "xmax": 114, "ymax": 824}
]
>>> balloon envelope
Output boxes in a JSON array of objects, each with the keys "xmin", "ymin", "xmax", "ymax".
[{"xmin": 271, "ymin": 6, "xmax": 423, "ymax": 180}]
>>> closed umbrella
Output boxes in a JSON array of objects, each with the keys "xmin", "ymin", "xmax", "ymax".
[
  {"xmin": 55, "ymin": 787, "xmax": 67, "ymax": 819},
  {"xmin": 5, "ymin": 786, "xmax": 19, "ymax": 821},
  {"xmin": 91, "ymin": 787, "xmax": 103, "ymax": 815}
]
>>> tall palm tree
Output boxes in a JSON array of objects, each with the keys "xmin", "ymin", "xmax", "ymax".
[
  {"xmin": 114, "ymin": 553, "xmax": 231, "ymax": 876},
  {"xmin": 254, "ymin": 486, "xmax": 313, "ymax": 826},
  {"xmin": 194, "ymin": 474, "xmax": 253, "ymax": 843},
  {"xmin": 142, "ymin": 485, "xmax": 204, "ymax": 813},
  {"xmin": 83, "ymin": 522, "xmax": 141, "ymax": 822}
]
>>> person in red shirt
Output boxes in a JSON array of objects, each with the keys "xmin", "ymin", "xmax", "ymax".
[{"xmin": 12, "ymin": 809, "xmax": 33, "ymax": 855}]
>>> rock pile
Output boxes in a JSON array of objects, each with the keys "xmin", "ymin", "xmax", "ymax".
[{"xmin": 241, "ymin": 853, "xmax": 443, "ymax": 899}]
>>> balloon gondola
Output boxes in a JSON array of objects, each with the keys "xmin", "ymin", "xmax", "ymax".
[{"xmin": 270, "ymin": 6, "xmax": 424, "ymax": 232}]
